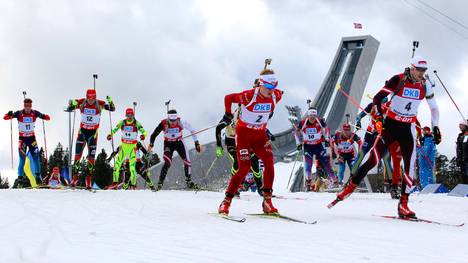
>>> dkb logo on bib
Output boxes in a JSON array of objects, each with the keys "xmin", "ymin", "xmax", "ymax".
[
  {"xmin": 253, "ymin": 103, "xmax": 272, "ymax": 112},
  {"xmin": 402, "ymin": 88, "xmax": 420, "ymax": 99},
  {"xmin": 84, "ymin": 108, "xmax": 97, "ymax": 115},
  {"xmin": 123, "ymin": 126, "xmax": 134, "ymax": 132},
  {"xmin": 23, "ymin": 117, "xmax": 33, "ymax": 123}
]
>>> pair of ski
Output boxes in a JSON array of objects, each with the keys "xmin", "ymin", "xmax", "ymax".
[
  {"xmin": 213, "ymin": 213, "xmax": 317, "ymax": 224},
  {"xmin": 328, "ymin": 198, "xmax": 464, "ymax": 227}
]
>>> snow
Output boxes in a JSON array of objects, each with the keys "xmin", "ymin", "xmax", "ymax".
[{"xmin": 0, "ymin": 189, "xmax": 467, "ymax": 263}]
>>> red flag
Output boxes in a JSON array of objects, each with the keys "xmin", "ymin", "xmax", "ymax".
[{"xmin": 353, "ymin": 23, "xmax": 363, "ymax": 29}]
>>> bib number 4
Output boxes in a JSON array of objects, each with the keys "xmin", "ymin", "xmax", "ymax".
[{"xmin": 405, "ymin": 102, "xmax": 412, "ymax": 111}]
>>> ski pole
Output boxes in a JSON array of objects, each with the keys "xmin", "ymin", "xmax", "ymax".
[
  {"xmin": 93, "ymin": 74, "xmax": 98, "ymax": 90},
  {"xmin": 411, "ymin": 41, "xmax": 419, "ymax": 58},
  {"xmin": 42, "ymin": 119, "xmax": 48, "ymax": 171},
  {"xmin": 10, "ymin": 118, "xmax": 13, "ymax": 169},
  {"xmin": 165, "ymin": 100, "xmax": 171, "ymax": 112},
  {"xmin": 286, "ymin": 150, "xmax": 301, "ymax": 190},
  {"xmin": 109, "ymin": 111, "xmax": 116, "ymax": 165},
  {"xmin": 205, "ymin": 157, "xmax": 218, "ymax": 177},
  {"xmin": 433, "ymin": 70, "xmax": 466, "ymax": 121},
  {"xmin": 182, "ymin": 123, "xmax": 221, "ymax": 139}
]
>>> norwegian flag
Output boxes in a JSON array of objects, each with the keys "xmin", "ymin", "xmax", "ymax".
[{"xmin": 353, "ymin": 23, "xmax": 363, "ymax": 29}]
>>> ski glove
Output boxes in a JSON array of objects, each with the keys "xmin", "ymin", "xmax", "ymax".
[
  {"xmin": 222, "ymin": 113, "xmax": 233, "ymax": 125},
  {"xmin": 324, "ymin": 140, "xmax": 330, "ymax": 147},
  {"xmin": 107, "ymin": 134, "xmax": 112, "ymax": 141},
  {"xmin": 195, "ymin": 141, "xmax": 202, "ymax": 153},
  {"xmin": 332, "ymin": 152, "xmax": 337, "ymax": 160},
  {"xmin": 296, "ymin": 144, "xmax": 303, "ymax": 151},
  {"xmin": 140, "ymin": 134, "xmax": 145, "ymax": 141},
  {"xmin": 106, "ymin": 96, "xmax": 113, "ymax": 104},
  {"xmin": 355, "ymin": 119, "xmax": 362, "ymax": 130},
  {"xmin": 3, "ymin": 111, "xmax": 13, "ymax": 120},
  {"xmin": 375, "ymin": 116, "xmax": 383, "ymax": 134},
  {"xmin": 266, "ymin": 129, "xmax": 276, "ymax": 141},
  {"xmin": 43, "ymin": 114, "xmax": 50, "ymax": 121},
  {"xmin": 433, "ymin": 126, "xmax": 441, "ymax": 145},
  {"xmin": 69, "ymin": 99, "xmax": 78, "ymax": 107},
  {"xmin": 216, "ymin": 146, "xmax": 224, "ymax": 158}
]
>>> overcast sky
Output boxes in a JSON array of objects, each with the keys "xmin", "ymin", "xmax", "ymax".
[{"xmin": 1, "ymin": 0, "xmax": 468, "ymax": 172}]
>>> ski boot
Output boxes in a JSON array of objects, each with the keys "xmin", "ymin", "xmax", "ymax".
[
  {"xmin": 122, "ymin": 183, "xmax": 129, "ymax": 190},
  {"xmin": 85, "ymin": 175, "xmax": 92, "ymax": 190},
  {"xmin": 71, "ymin": 175, "xmax": 79, "ymax": 187},
  {"xmin": 35, "ymin": 174, "xmax": 43, "ymax": 186},
  {"xmin": 185, "ymin": 177, "xmax": 199, "ymax": 190},
  {"xmin": 262, "ymin": 190, "xmax": 278, "ymax": 214},
  {"xmin": 390, "ymin": 184, "xmax": 400, "ymax": 199},
  {"xmin": 147, "ymin": 181, "xmax": 156, "ymax": 191},
  {"xmin": 129, "ymin": 184, "xmax": 137, "ymax": 190},
  {"xmin": 398, "ymin": 193, "xmax": 416, "ymax": 219},
  {"xmin": 218, "ymin": 193, "xmax": 234, "ymax": 215},
  {"xmin": 336, "ymin": 181, "xmax": 358, "ymax": 201},
  {"xmin": 107, "ymin": 182, "xmax": 120, "ymax": 190},
  {"xmin": 305, "ymin": 179, "xmax": 312, "ymax": 192}
]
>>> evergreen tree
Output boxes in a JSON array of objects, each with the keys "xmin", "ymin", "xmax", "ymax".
[
  {"xmin": 0, "ymin": 173, "xmax": 10, "ymax": 189},
  {"xmin": 94, "ymin": 149, "xmax": 113, "ymax": 188}
]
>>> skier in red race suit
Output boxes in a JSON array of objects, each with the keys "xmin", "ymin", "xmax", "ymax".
[
  {"xmin": 331, "ymin": 56, "xmax": 441, "ymax": 219},
  {"xmin": 218, "ymin": 68, "xmax": 283, "ymax": 215},
  {"xmin": 67, "ymin": 89, "xmax": 115, "ymax": 189}
]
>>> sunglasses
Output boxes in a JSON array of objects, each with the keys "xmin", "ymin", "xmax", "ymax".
[{"xmin": 415, "ymin": 67, "xmax": 427, "ymax": 73}]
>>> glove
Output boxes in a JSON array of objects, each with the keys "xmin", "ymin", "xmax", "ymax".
[
  {"xmin": 7, "ymin": 111, "xmax": 13, "ymax": 116},
  {"xmin": 324, "ymin": 140, "xmax": 330, "ymax": 147},
  {"xmin": 195, "ymin": 141, "xmax": 202, "ymax": 153},
  {"xmin": 43, "ymin": 114, "xmax": 50, "ymax": 121},
  {"xmin": 266, "ymin": 129, "xmax": 276, "ymax": 141},
  {"xmin": 216, "ymin": 146, "xmax": 224, "ymax": 157},
  {"xmin": 106, "ymin": 96, "xmax": 113, "ymax": 104},
  {"xmin": 296, "ymin": 144, "xmax": 303, "ymax": 151},
  {"xmin": 140, "ymin": 134, "xmax": 145, "ymax": 141},
  {"xmin": 3, "ymin": 111, "xmax": 13, "ymax": 120},
  {"xmin": 222, "ymin": 112, "xmax": 233, "ymax": 125},
  {"xmin": 68, "ymin": 99, "xmax": 78, "ymax": 107},
  {"xmin": 147, "ymin": 144, "xmax": 154, "ymax": 152},
  {"xmin": 107, "ymin": 134, "xmax": 112, "ymax": 141},
  {"xmin": 433, "ymin": 126, "xmax": 441, "ymax": 145},
  {"xmin": 338, "ymin": 156, "xmax": 344, "ymax": 163},
  {"xmin": 375, "ymin": 116, "xmax": 383, "ymax": 134},
  {"xmin": 355, "ymin": 120, "xmax": 362, "ymax": 130},
  {"xmin": 332, "ymin": 152, "xmax": 337, "ymax": 160}
]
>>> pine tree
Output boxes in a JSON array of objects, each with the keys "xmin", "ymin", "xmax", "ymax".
[
  {"xmin": 93, "ymin": 149, "xmax": 113, "ymax": 188},
  {"xmin": 0, "ymin": 173, "xmax": 10, "ymax": 189}
]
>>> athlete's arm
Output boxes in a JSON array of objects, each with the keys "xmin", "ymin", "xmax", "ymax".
[
  {"xmin": 136, "ymin": 121, "xmax": 147, "ymax": 137},
  {"xmin": 424, "ymin": 80, "xmax": 440, "ymax": 127},
  {"xmin": 215, "ymin": 119, "xmax": 227, "ymax": 147},
  {"xmin": 111, "ymin": 120, "xmax": 124, "ymax": 135},
  {"xmin": 35, "ymin": 110, "xmax": 50, "ymax": 121},
  {"xmin": 181, "ymin": 119, "xmax": 198, "ymax": 142},
  {"xmin": 373, "ymin": 75, "xmax": 400, "ymax": 115},
  {"xmin": 149, "ymin": 121, "xmax": 164, "ymax": 146},
  {"xmin": 224, "ymin": 92, "xmax": 245, "ymax": 114}
]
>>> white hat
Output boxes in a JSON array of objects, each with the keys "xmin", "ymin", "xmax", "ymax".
[
  {"xmin": 307, "ymin": 108, "xmax": 318, "ymax": 116},
  {"xmin": 411, "ymin": 56, "xmax": 428, "ymax": 69}
]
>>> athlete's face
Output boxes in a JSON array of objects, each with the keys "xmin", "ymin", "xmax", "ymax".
[
  {"xmin": 343, "ymin": 130, "xmax": 351, "ymax": 137},
  {"xmin": 23, "ymin": 103, "xmax": 32, "ymax": 113},
  {"xmin": 410, "ymin": 67, "xmax": 426, "ymax": 82},
  {"xmin": 259, "ymin": 86, "xmax": 273, "ymax": 97},
  {"xmin": 308, "ymin": 116, "xmax": 317, "ymax": 123},
  {"xmin": 87, "ymin": 98, "xmax": 96, "ymax": 105},
  {"xmin": 168, "ymin": 119, "xmax": 177, "ymax": 126},
  {"xmin": 126, "ymin": 114, "xmax": 134, "ymax": 122},
  {"xmin": 460, "ymin": 124, "xmax": 467, "ymax": 132}
]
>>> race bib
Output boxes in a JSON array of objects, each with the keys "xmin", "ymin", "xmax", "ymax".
[{"xmin": 18, "ymin": 117, "xmax": 34, "ymax": 133}]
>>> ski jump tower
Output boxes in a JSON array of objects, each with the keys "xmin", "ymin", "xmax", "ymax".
[{"xmin": 313, "ymin": 35, "xmax": 379, "ymax": 131}]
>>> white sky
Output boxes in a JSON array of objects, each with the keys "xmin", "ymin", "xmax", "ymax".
[{"xmin": 1, "ymin": 0, "xmax": 468, "ymax": 172}]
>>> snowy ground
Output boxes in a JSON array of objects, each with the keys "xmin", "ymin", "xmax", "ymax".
[{"xmin": 0, "ymin": 189, "xmax": 467, "ymax": 263}]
